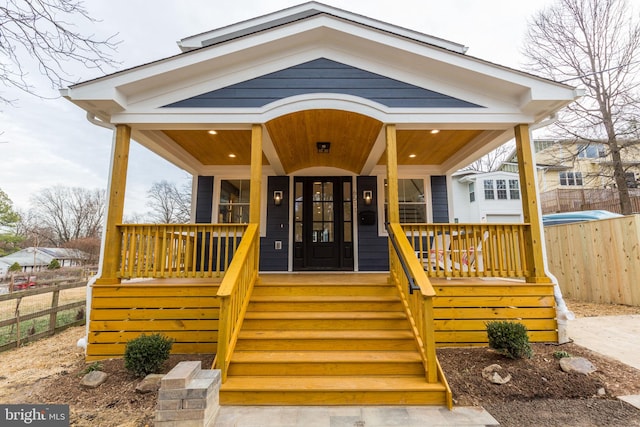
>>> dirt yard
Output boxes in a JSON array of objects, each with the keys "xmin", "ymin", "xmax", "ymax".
[{"xmin": 0, "ymin": 298, "xmax": 639, "ymax": 426}]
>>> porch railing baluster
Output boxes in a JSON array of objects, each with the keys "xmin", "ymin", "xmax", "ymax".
[
  {"xmin": 400, "ymin": 223, "xmax": 532, "ymax": 279},
  {"xmin": 115, "ymin": 224, "xmax": 248, "ymax": 279}
]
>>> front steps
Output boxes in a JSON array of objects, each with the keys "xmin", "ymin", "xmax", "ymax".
[{"xmin": 219, "ymin": 274, "xmax": 449, "ymax": 406}]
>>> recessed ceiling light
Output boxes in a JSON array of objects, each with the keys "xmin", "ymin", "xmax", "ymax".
[
  {"xmin": 409, "ymin": 154, "xmax": 417, "ymax": 158},
  {"xmin": 430, "ymin": 129, "xmax": 440, "ymax": 134},
  {"xmin": 208, "ymin": 130, "xmax": 218, "ymax": 135},
  {"xmin": 228, "ymin": 153, "xmax": 236, "ymax": 158}
]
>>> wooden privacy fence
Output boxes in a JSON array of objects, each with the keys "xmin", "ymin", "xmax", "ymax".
[
  {"xmin": 0, "ymin": 280, "xmax": 86, "ymax": 352},
  {"xmin": 117, "ymin": 224, "xmax": 247, "ymax": 279},
  {"xmin": 540, "ymin": 188, "xmax": 640, "ymax": 214},
  {"xmin": 544, "ymin": 214, "xmax": 640, "ymax": 305},
  {"xmin": 402, "ymin": 223, "xmax": 531, "ymax": 278}
]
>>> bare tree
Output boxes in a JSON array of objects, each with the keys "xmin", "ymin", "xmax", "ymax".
[
  {"xmin": 523, "ymin": 0, "xmax": 640, "ymax": 214},
  {"xmin": 29, "ymin": 186, "xmax": 105, "ymax": 246},
  {"xmin": 146, "ymin": 180, "xmax": 191, "ymax": 224},
  {"xmin": 0, "ymin": 0, "xmax": 118, "ymax": 104},
  {"xmin": 464, "ymin": 142, "xmax": 515, "ymax": 172}
]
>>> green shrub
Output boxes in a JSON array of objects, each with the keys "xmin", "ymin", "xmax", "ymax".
[
  {"xmin": 124, "ymin": 333, "xmax": 174, "ymax": 377},
  {"xmin": 80, "ymin": 361, "xmax": 103, "ymax": 376},
  {"xmin": 486, "ymin": 321, "xmax": 533, "ymax": 359},
  {"xmin": 48, "ymin": 259, "xmax": 61, "ymax": 269},
  {"xmin": 553, "ymin": 350, "xmax": 571, "ymax": 359}
]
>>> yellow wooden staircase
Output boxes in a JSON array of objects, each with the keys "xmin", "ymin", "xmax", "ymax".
[{"xmin": 218, "ymin": 274, "xmax": 450, "ymax": 406}]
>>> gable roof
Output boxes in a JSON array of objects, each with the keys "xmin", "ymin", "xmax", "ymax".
[
  {"xmin": 61, "ymin": 2, "xmax": 580, "ymax": 175},
  {"xmin": 177, "ymin": 2, "xmax": 468, "ymax": 54}
]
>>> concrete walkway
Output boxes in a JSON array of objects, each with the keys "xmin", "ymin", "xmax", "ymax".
[
  {"xmin": 568, "ymin": 314, "xmax": 640, "ymax": 411},
  {"xmin": 567, "ymin": 315, "xmax": 640, "ymax": 371},
  {"xmin": 213, "ymin": 405, "xmax": 499, "ymax": 427}
]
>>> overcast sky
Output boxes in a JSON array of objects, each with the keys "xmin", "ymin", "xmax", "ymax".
[{"xmin": 0, "ymin": 0, "xmax": 558, "ymax": 215}]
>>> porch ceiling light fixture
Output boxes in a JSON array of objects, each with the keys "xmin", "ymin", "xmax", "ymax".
[
  {"xmin": 363, "ymin": 190, "xmax": 373, "ymax": 205},
  {"xmin": 228, "ymin": 153, "xmax": 236, "ymax": 158},
  {"xmin": 208, "ymin": 130, "xmax": 218, "ymax": 135},
  {"xmin": 409, "ymin": 154, "xmax": 417, "ymax": 158},
  {"xmin": 316, "ymin": 141, "xmax": 331, "ymax": 153},
  {"xmin": 273, "ymin": 191, "xmax": 283, "ymax": 206},
  {"xmin": 430, "ymin": 129, "xmax": 440, "ymax": 134}
]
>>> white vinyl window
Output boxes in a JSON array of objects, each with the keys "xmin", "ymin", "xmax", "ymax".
[{"xmin": 559, "ymin": 171, "xmax": 583, "ymax": 186}]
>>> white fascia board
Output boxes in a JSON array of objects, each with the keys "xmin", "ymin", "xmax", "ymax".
[
  {"xmin": 177, "ymin": 2, "xmax": 467, "ymax": 54},
  {"xmin": 110, "ymin": 110, "xmax": 536, "ymax": 128}
]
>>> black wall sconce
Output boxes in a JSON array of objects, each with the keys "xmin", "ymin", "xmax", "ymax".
[
  {"xmin": 363, "ymin": 190, "xmax": 373, "ymax": 206},
  {"xmin": 273, "ymin": 190, "xmax": 283, "ymax": 206}
]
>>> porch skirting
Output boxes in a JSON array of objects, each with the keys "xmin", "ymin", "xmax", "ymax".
[{"xmin": 85, "ymin": 275, "xmax": 556, "ymax": 360}]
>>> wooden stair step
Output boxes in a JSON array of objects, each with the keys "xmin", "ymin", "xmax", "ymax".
[
  {"xmin": 252, "ymin": 284, "xmax": 397, "ymax": 296},
  {"xmin": 244, "ymin": 311, "xmax": 406, "ymax": 320},
  {"xmin": 219, "ymin": 376, "xmax": 447, "ymax": 405},
  {"xmin": 231, "ymin": 350, "xmax": 422, "ymax": 363},
  {"xmin": 242, "ymin": 312, "xmax": 409, "ymax": 330},
  {"xmin": 235, "ymin": 329, "xmax": 417, "ymax": 351},
  {"xmin": 228, "ymin": 351, "xmax": 424, "ymax": 376},
  {"xmin": 222, "ymin": 376, "xmax": 444, "ymax": 391},
  {"xmin": 249, "ymin": 295, "xmax": 401, "ymax": 303},
  {"xmin": 247, "ymin": 295, "xmax": 403, "ymax": 312},
  {"xmin": 237, "ymin": 329, "xmax": 415, "ymax": 340}
]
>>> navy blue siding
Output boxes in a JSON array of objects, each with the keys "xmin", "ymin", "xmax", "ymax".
[
  {"xmin": 431, "ymin": 176, "xmax": 449, "ymax": 223},
  {"xmin": 164, "ymin": 58, "xmax": 482, "ymax": 109},
  {"xmin": 260, "ymin": 176, "xmax": 290, "ymax": 271},
  {"xmin": 357, "ymin": 176, "xmax": 389, "ymax": 271},
  {"xmin": 195, "ymin": 176, "xmax": 214, "ymax": 223}
]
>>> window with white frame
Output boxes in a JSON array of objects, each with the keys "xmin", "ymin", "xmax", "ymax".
[
  {"xmin": 218, "ymin": 179, "xmax": 250, "ymax": 223},
  {"xmin": 577, "ymin": 144, "xmax": 605, "ymax": 159},
  {"xmin": 509, "ymin": 179, "xmax": 520, "ymax": 199},
  {"xmin": 469, "ymin": 182, "xmax": 475, "ymax": 202},
  {"xmin": 496, "ymin": 179, "xmax": 508, "ymax": 199},
  {"xmin": 483, "ymin": 178, "xmax": 520, "ymax": 200},
  {"xmin": 559, "ymin": 171, "xmax": 583, "ymax": 186},
  {"xmin": 384, "ymin": 178, "xmax": 427, "ymax": 223},
  {"xmin": 484, "ymin": 180, "xmax": 495, "ymax": 199}
]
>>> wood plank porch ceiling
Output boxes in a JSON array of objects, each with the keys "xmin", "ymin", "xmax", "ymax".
[{"xmin": 162, "ymin": 110, "xmax": 484, "ymax": 173}]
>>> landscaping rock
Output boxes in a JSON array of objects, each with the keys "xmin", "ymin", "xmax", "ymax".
[
  {"xmin": 136, "ymin": 374, "xmax": 164, "ymax": 394},
  {"xmin": 560, "ymin": 357, "xmax": 596, "ymax": 375},
  {"xmin": 81, "ymin": 371, "xmax": 108, "ymax": 388},
  {"xmin": 482, "ymin": 364, "xmax": 512, "ymax": 385}
]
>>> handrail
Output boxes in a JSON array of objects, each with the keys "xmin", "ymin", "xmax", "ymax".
[
  {"xmin": 386, "ymin": 222, "xmax": 420, "ymax": 294},
  {"xmin": 214, "ymin": 223, "xmax": 259, "ymax": 382},
  {"xmin": 387, "ymin": 222, "xmax": 437, "ymax": 384}
]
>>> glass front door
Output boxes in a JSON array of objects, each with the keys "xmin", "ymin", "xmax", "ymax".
[{"xmin": 293, "ymin": 177, "xmax": 353, "ymax": 270}]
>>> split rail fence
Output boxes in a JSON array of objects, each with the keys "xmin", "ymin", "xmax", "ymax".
[{"xmin": 0, "ymin": 280, "xmax": 87, "ymax": 353}]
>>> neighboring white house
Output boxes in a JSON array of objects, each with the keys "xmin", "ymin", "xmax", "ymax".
[
  {"xmin": 0, "ymin": 247, "xmax": 88, "ymax": 273},
  {"xmin": 452, "ymin": 171, "xmax": 523, "ymax": 223},
  {"xmin": 0, "ymin": 259, "xmax": 10, "ymax": 280}
]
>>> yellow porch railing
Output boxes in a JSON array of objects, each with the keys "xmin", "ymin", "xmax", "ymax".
[
  {"xmin": 402, "ymin": 223, "xmax": 531, "ymax": 278},
  {"xmin": 214, "ymin": 223, "xmax": 259, "ymax": 382},
  {"xmin": 117, "ymin": 224, "xmax": 247, "ymax": 279},
  {"xmin": 387, "ymin": 223, "xmax": 439, "ymax": 385}
]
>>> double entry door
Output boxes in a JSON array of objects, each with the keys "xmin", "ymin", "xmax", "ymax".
[{"xmin": 293, "ymin": 177, "xmax": 354, "ymax": 270}]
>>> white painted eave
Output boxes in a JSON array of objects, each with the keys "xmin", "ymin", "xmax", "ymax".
[{"xmin": 177, "ymin": 1, "xmax": 468, "ymax": 54}]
